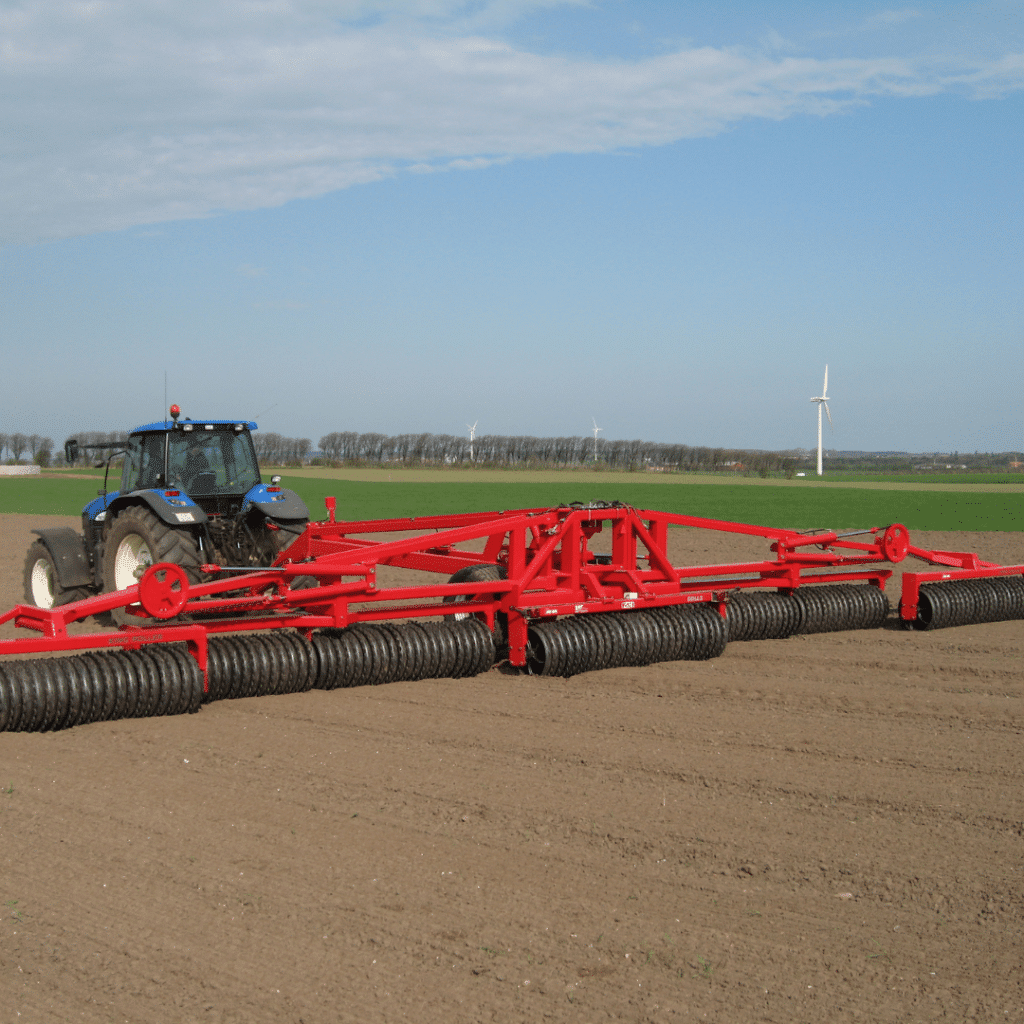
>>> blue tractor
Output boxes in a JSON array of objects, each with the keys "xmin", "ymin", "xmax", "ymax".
[{"xmin": 23, "ymin": 405, "xmax": 310, "ymax": 620}]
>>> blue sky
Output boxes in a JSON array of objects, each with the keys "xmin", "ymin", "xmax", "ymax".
[{"xmin": 2, "ymin": 1, "xmax": 1022, "ymax": 454}]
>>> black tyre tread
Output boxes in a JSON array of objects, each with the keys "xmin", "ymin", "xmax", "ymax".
[{"xmin": 270, "ymin": 519, "xmax": 309, "ymax": 558}]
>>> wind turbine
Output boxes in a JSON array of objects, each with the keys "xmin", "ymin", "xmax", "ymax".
[
  {"xmin": 467, "ymin": 421, "xmax": 477, "ymax": 462},
  {"xmin": 591, "ymin": 418, "xmax": 603, "ymax": 462},
  {"xmin": 810, "ymin": 365, "xmax": 832, "ymax": 476}
]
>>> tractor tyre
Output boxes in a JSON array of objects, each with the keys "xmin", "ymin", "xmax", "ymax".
[
  {"xmin": 239, "ymin": 516, "xmax": 309, "ymax": 568},
  {"xmin": 102, "ymin": 506, "xmax": 202, "ymax": 625},
  {"xmin": 267, "ymin": 518, "xmax": 313, "ymax": 589},
  {"xmin": 22, "ymin": 540, "xmax": 92, "ymax": 610},
  {"xmin": 270, "ymin": 519, "xmax": 309, "ymax": 558}
]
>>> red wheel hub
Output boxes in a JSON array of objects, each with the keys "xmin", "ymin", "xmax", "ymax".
[
  {"xmin": 138, "ymin": 563, "xmax": 190, "ymax": 619},
  {"xmin": 881, "ymin": 523, "xmax": 910, "ymax": 563}
]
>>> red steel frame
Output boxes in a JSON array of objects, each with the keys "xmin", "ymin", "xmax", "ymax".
[{"xmin": 2, "ymin": 500, "xmax": 1022, "ymax": 684}]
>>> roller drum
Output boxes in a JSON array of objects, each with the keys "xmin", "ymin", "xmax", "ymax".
[
  {"xmin": 40, "ymin": 660, "xmax": 71, "ymax": 732},
  {"xmin": 550, "ymin": 617, "xmax": 583, "ymax": 677},
  {"xmin": 525, "ymin": 620, "xmax": 563, "ymax": 676},
  {"xmin": 727, "ymin": 592, "xmax": 803, "ymax": 642},
  {"xmin": 161, "ymin": 646, "xmax": 202, "ymax": 714},
  {"xmin": 914, "ymin": 576, "xmax": 1024, "ymax": 630},
  {"xmin": 644, "ymin": 607, "xmax": 679, "ymax": 661},
  {"xmin": 446, "ymin": 620, "xmax": 474, "ymax": 678},
  {"xmin": 76, "ymin": 653, "xmax": 109, "ymax": 723},
  {"xmin": 598, "ymin": 613, "xmax": 628, "ymax": 669},
  {"xmin": 915, "ymin": 583, "xmax": 947, "ymax": 630},
  {"xmin": 613, "ymin": 612, "xmax": 644, "ymax": 669},
  {"xmin": 102, "ymin": 654, "xmax": 130, "ymax": 723},
  {"xmin": 204, "ymin": 638, "xmax": 231, "ymax": 701},
  {"xmin": 19, "ymin": 662, "xmax": 47, "ymax": 732},
  {"xmin": 236, "ymin": 637, "xmax": 262, "ymax": 699},
  {"xmin": 639, "ymin": 610, "xmax": 671, "ymax": 665},
  {"xmin": 376, "ymin": 624, "xmax": 411, "ymax": 685},
  {"xmin": 403, "ymin": 622, "xmax": 430, "ymax": 681},
  {"xmin": 1, "ymin": 667, "xmax": 24, "ymax": 732},
  {"xmin": 255, "ymin": 636, "xmax": 280, "ymax": 697},
  {"xmin": 336, "ymin": 628, "xmax": 371, "ymax": 688},
  {"xmin": 472, "ymin": 618, "xmax": 499, "ymax": 674},
  {"xmin": 262, "ymin": 634, "xmax": 290, "ymax": 695},
  {"xmin": 689, "ymin": 605, "xmax": 727, "ymax": 660},
  {"xmin": 455, "ymin": 619, "xmax": 497, "ymax": 677},
  {"xmin": 285, "ymin": 632, "xmax": 317, "ymax": 693},
  {"xmin": 586, "ymin": 614, "xmax": 617, "ymax": 671},
  {"xmin": 793, "ymin": 585, "xmax": 886, "ymax": 634},
  {"xmin": 149, "ymin": 647, "xmax": 183, "ymax": 717},
  {"xmin": 310, "ymin": 631, "xmax": 340, "ymax": 690},
  {"xmin": 405, "ymin": 623, "xmax": 438, "ymax": 681},
  {"xmin": 433, "ymin": 622, "xmax": 463, "ymax": 679}
]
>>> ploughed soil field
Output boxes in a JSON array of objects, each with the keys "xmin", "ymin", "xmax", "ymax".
[{"xmin": 1, "ymin": 514, "xmax": 1022, "ymax": 1023}]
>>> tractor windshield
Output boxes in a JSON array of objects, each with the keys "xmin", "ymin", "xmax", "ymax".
[
  {"xmin": 122, "ymin": 428, "xmax": 261, "ymax": 495},
  {"xmin": 167, "ymin": 429, "xmax": 261, "ymax": 495}
]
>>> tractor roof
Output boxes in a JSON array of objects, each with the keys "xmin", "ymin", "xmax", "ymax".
[{"xmin": 130, "ymin": 419, "xmax": 258, "ymax": 435}]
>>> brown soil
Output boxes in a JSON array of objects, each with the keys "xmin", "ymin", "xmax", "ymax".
[{"xmin": 1, "ymin": 514, "xmax": 1022, "ymax": 1023}]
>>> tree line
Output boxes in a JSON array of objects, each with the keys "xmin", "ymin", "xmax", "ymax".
[
  {"xmin": 47, "ymin": 428, "xmax": 795, "ymax": 474},
  {"xmin": 316, "ymin": 431, "xmax": 796, "ymax": 475},
  {"xmin": 0, "ymin": 433, "xmax": 55, "ymax": 466}
]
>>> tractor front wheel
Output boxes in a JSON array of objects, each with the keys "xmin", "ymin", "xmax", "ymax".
[
  {"xmin": 102, "ymin": 506, "xmax": 202, "ymax": 624},
  {"xmin": 22, "ymin": 541, "xmax": 91, "ymax": 609}
]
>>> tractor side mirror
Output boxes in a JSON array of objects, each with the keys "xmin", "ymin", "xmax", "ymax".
[{"xmin": 65, "ymin": 439, "xmax": 80, "ymax": 464}]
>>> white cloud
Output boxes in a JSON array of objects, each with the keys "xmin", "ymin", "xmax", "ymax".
[{"xmin": 2, "ymin": 1, "xmax": 1022, "ymax": 245}]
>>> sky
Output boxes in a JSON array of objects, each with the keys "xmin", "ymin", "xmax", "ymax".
[{"xmin": 1, "ymin": 0, "xmax": 1022, "ymax": 454}]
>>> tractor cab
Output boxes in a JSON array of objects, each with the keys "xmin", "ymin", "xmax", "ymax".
[{"xmin": 121, "ymin": 420, "xmax": 261, "ymax": 507}]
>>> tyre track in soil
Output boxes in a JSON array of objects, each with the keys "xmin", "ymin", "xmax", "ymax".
[{"xmin": 1, "ymin": 515, "xmax": 1023, "ymax": 1022}]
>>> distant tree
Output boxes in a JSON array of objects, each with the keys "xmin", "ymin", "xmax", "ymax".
[
  {"xmin": 286, "ymin": 438, "xmax": 311, "ymax": 465},
  {"xmin": 34, "ymin": 438, "xmax": 53, "ymax": 468},
  {"xmin": 9, "ymin": 433, "xmax": 27, "ymax": 463}
]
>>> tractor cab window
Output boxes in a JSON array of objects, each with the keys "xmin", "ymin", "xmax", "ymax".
[
  {"xmin": 121, "ymin": 433, "xmax": 166, "ymax": 492},
  {"xmin": 167, "ymin": 429, "xmax": 260, "ymax": 495}
]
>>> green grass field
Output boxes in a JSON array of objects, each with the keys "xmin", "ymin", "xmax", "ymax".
[
  {"xmin": 0, "ymin": 477, "xmax": 100, "ymax": 516},
  {"xmin": 281, "ymin": 478, "xmax": 1020, "ymax": 531},
  {"xmin": 825, "ymin": 471, "xmax": 1024, "ymax": 486},
  {"xmin": 4, "ymin": 473, "xmax": 1020, "ymax": 531}
]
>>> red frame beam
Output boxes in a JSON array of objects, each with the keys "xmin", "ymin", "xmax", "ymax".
[{"xmin": 2, "ymin": 504, "xmax": 1021, "ymax": 672}]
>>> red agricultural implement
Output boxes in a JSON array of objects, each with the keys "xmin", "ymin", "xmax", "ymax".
[{"xmin": 2, "ymin": 500, "xmax": 1022, "ymax": 732}]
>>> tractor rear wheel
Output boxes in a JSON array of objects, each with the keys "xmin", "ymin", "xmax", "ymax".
[
  {"xmin": 265, "ymin": 519, "xmax": 313, "ymax": 590},
  {"xmin": 102, "ymin": 506, "xmax": 202, "ymax": 625},
  {"xmin": 22, "ymin": 541, "xmax": 91, "ymax": 609},
  {"xmin": 235, "ymin": 516, "xmax": 309, "ymax": 568},
  {"xmin": 269, "ymin": 519, "xmax": 308, "ymax": 559}
]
